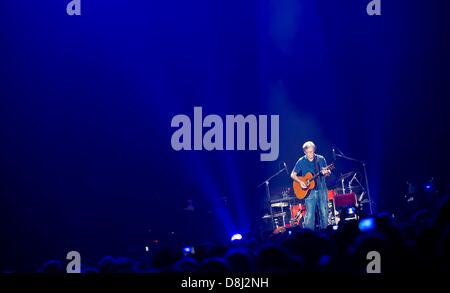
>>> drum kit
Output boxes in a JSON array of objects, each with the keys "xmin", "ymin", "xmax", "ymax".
[
  {"xmin": 261, "ymin": 171, "xmax": 365, "ymax": 233},
  {"xmin": 262, "ymin": 188, "xmax": 305, "ymax": 230}
]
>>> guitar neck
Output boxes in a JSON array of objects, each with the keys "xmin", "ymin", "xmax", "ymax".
[
  {"xmin": 310, "ymin": 164, "xmax": 333, "ymax": 180},
  {"xmin": 311, "ymin": 173, "xmax": 321, "ymax": 180}
]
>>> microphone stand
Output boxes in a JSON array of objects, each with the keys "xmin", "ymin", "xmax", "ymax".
[
  {"xmin": 257, "ymin": 165, "xmax": 288, "ymax": 229},
  {"xmin": 335, "ymin": 149, "xmax": 374, "ymax": 215},
  {"xmin": 353, "ymin": 175, "xmax": 367, "ymax": 203},
  {"xmin": 348, "ymin": 172, "xmax": 357, "ymax": 193}
]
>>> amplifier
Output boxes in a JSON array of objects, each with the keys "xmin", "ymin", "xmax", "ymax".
[{"xmin": 333, "ymin": 192, "xmax": 357, "ymax": 208}]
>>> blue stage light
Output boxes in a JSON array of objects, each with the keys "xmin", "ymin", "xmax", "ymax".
[
  {"xmin": 359, "ymin": 217, "xmax": 376, "ymax": 232},
  {"xmin": 183, "ymin": 246, "xmax": 195, "ymax": 255},
  {"xmin": 424, "ymin": 178, "xmax": 435, "ymax": 192},
  {"xmin": 231, "ymin": 233, "xmax": 242, "ymax": 241}
]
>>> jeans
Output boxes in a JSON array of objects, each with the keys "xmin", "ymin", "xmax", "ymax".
[{"xmin": 303, "ymin": 189, "xmax": 328, "ymax": 230}]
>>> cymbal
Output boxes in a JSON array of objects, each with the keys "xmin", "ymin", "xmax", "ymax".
[
  {"xmin": 335, "ymin": 171, "xmax": 355, "ymax": 182},
  {"xmin": 284, "ymin": 196, "xmax": 297, "ymax": 201},
  {"xmin": 270, "ymin": 197, "xmax": 296, "ymax": 203},
  {"xmin": 271, "ymin": 202, "xmax": 289, "ymax": 208},
  {"xmin": 262, "ymin": 212, "xmax": 286, "ymax": 219}
]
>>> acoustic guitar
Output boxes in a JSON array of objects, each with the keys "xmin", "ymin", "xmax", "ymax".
[{"xmin": 292, "ymin": 163, "xmax": 335, "ymax": 199}]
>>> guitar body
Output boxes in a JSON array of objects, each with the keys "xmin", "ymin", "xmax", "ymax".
[
  {"xmin": 293, "ymin": 172, "xmax": 316, "ymax": 199},
  {"xmin": 292, "ymin": 163, "xmax": 334, "ymax": 200}
]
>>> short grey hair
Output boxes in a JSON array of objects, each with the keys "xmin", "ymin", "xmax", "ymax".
[{"xmin": 302, "ymin": 141, "xmax": 316, "ymax": 151}]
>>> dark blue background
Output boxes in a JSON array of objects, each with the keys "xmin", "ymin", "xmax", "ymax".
[{"xmin": 1, "ymin": 0, "xmax": 449, "ymax": 271}]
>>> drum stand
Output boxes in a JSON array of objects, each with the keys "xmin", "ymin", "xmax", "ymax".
[
  {"xmin": 257, "ymin": 164, "xmax": 289, "ymax": 229},
  {"xmin": 280, "ymin": 204, "xmax": 286, "ymax": 227}
]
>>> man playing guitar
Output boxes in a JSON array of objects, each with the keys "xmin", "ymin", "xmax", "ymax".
[{"xmin": 290, "ymin": 141, "xmax": 331, "ymax": 230}]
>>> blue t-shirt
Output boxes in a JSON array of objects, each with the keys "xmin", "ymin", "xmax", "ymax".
[{"xmin": 292, "ymin": 154, "xmax": 328, "ymax": 191}]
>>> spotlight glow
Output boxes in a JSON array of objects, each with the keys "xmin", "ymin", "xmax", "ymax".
[
  {"xmin": 231, "ymin": 233, "xmax": 243, "ymax": 241},
  {"xmin": 183, "ymin": 246, "xmax": 194, "ymax": 254},
  {"xmin": 359, "ymin": 217, "xmax": 376, "ymax": 232}
]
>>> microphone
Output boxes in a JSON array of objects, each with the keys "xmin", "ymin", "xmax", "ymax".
[
  {"xmin": 332, "ymin": 147, "xmax": 336, "ymax": 161},
  {"xmin": 283, "ymin": 162, "xmax": 289, "ymax": 176}
]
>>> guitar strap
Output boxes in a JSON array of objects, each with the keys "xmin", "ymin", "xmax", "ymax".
[
  {"xmin": 314, "ymin": 155, "xmax": 320, "ymax": 174},
  {"xmin": 314, "ymin": 155, "xmax": 320, "ymax": 190}
]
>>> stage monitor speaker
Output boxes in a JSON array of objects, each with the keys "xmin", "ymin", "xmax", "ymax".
[{"xmin": 333, "ymin": 192, "xmax": 357, "ymax": 209}]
